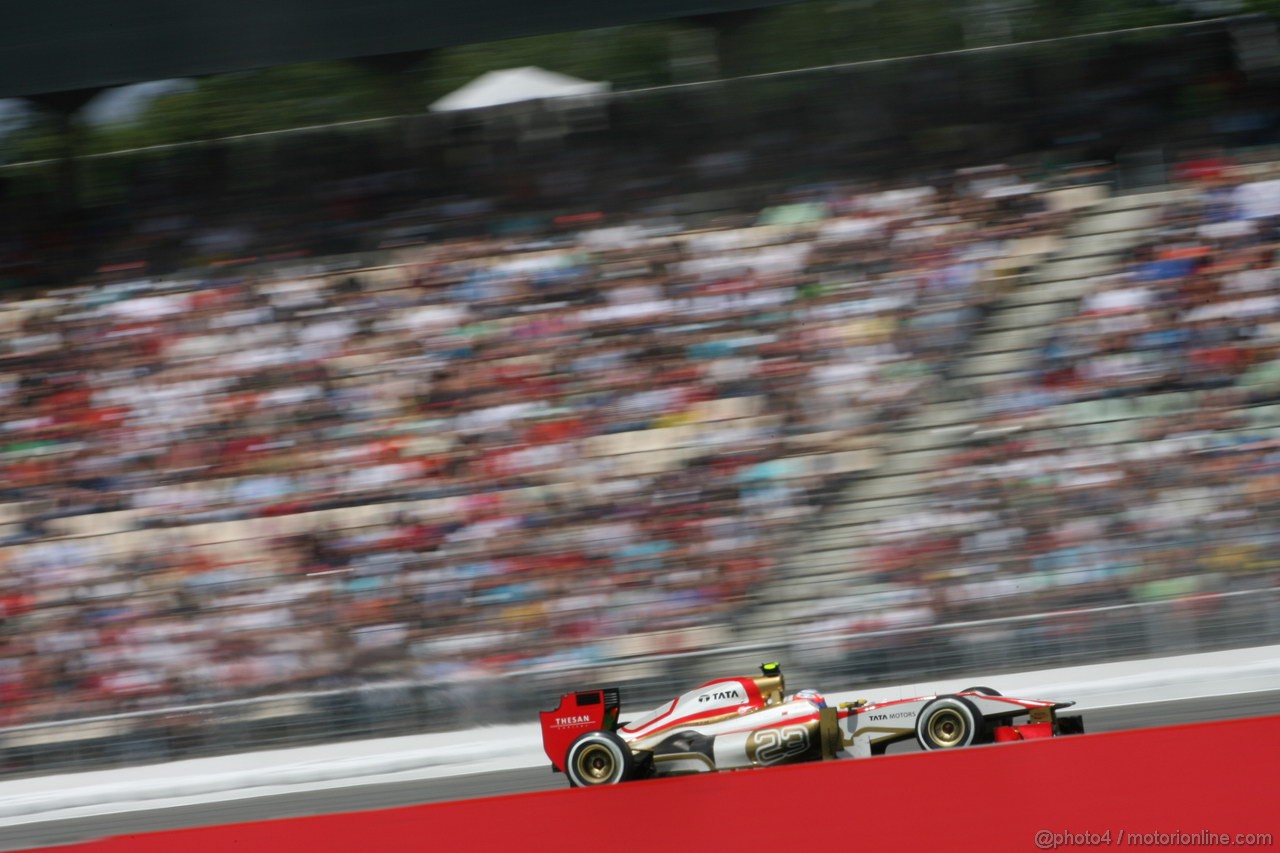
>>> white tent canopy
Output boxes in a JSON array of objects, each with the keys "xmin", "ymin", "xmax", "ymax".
[{"xmin": 429, "ymin": 66, "xmax": 609, "ymax": 113}]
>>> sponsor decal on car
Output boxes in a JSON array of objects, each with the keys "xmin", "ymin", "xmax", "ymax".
[
  {"xmin": 866, "ymin": 711, "xmax": 915, "ymax": 721},
  {"xmin": 552, "ymin": 715, "xmax": 596, "ymax": 729},
  {"xmin": 698, "ymin": 689, "xmax": 743, "ymax": 703}
]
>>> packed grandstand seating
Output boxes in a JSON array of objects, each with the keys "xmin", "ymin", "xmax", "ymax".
[
  {"xmin": 1, "ymin": 146, "xmax": 1279, "ymax": 728},
  {"xmin": 957, "ymin": 172, "xmax": 1280, "ymax": 601},
  {"xmin": 0, "ymin": 160, "xmax": 1071, "ymax": 721},
  {"xmin": 841, "ymin": 168, "xmax": 1280, "ymax": 632}
]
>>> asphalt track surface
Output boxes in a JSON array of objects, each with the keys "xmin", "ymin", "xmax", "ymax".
[{"xmin": 5, "ymin": 691, "xmax": 1278, "ymax": 851}]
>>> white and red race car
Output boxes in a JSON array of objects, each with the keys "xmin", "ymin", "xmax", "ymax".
[{"xmin": 540, "ymin": 663, "xmax": 1084, "ymax": 786}]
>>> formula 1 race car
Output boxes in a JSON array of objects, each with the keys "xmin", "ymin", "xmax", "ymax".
[{"xmin": 539, "ymin": 663, "xmax": 1084, "ymax": 786}]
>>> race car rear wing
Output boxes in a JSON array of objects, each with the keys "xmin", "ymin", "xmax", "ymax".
[{"xmin": 539, "ymin": 688, "xmax": 622, "ymax": 772}]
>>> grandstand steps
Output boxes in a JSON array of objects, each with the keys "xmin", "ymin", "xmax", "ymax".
[
  {"xmin": 792, "ymin": 531, "xmax": 872, "ymax": 560},
  {"xmin": 805, "ymin": 533, "xmax": 880, "ymax": 559},
  {"xmin": 1066, "ymin": 199, "xmax": 1167, "ymax": 233},
  {"xmin": 867, "ymin": 446, "xmax": 948, "ymax": 478},
  {"xmin": 966, "ymin": 325, "xmax": 1043, "ymax": 356},
  {"xmin": 1004, "ymin": 197, "xmax": 1172, "ymax": 294},
  {"xmin": 832, "ymin": 470, "xmax": 926, "ymax": 502},
  {"xmin": 798, "ymin": 414, "xmax": 1280, "ymax": 557},
  {"xmin": 799, "ymin": 519, "xmax": 881, "ymax": 550},
  {"xmin": 952, "ymin": 349, "xmax": 1035, "ymax": 379},
  {"xmin": 1083, "ymin": 187, "xmax": 1190, "ymax": 214},
  {"xmin": 44, "ymin": 510, "xmax": 147, "ymax": 539},
  {"xmin": 993, "ymin": 258, "xmax": 1128, "ymax": 310},
  {"xmin": 1049, "ymin": 212, "xmax": 1158, "ymax": 251},
  {"xmin": 1019, "ymin": 256, "xmax": 1119, "ymax": 292},
  {"xmin": 1053, "ymin": 225, "xmax": 1149, "ymax": 258},
  {"xmin": 782, "ymin": 437, "xmax": 1256, "ymax": 558},
  {"xmin": 898, "ymin": 400, "xmax": 979, "ymax": 431},
  {"xmin": 1002, "ymin": 271, "xmax": 1107, "ymax": 307},
  {"xmin": 789, "ymin": 541, "xmax": 897, "ymax": 569},
  {"xmin": 0, "ymin": 503, "xmax": 24, "ymax": 544},
  {"xmin": 953, "ymin": 189, "xmax": 1179, "ymax": 380},
  {"xmin": 753, "ymin": 187, "xmax": 1196, "ymax": 634},
  {"xmin": 787, "ymin": 523, "xmax": 869, "ymax": 550},
  {"xmin": 818, "ymin": 495, "xmax": 924, "ymax": 527},
  {"xmin": 984, "ymin": 301, "xmax": 1076, "ymax": 333},
  {"xmin": 889, "ymin": 424, "xmax": 976, "ymax": 454},
  {"xmin": 809, "ymin": 511, "xmax": 879, "ymax": 535}
]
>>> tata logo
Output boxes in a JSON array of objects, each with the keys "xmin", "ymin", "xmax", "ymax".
[
  {"xmin": 698, "ymin": 689, "xmax": 743, "ymax": 704},
  {"xmin": 868, "ymin": 711, "xmax": 914, "ymax": 721},
  {"xmin": 552, "ymin": 715, "xmax": 594, "ymax": 729}
]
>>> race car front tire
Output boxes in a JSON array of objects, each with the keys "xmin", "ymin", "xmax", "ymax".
[
  {"xmin": 960, "ymin": 686, "xmax": 1002, "ymax": 696},
  {"xmin": 566, "ymin": 730, "xmax": 635, "ymax": 787},
  {"xmin": 915, "ymin": 696, "xmax": 989, "ymax": 751}
]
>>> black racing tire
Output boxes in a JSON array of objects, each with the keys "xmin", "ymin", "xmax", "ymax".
[
  {"xmin": 960, "ymin": 686, "xmax": 1002, "ymax": 696},
  {"xmin": 915, "ymin": 695, "xmax": 990, "ymax": 751},
  {"xmin": 565, "ymin": 730, "xmax": 635, "ymax": 787}
]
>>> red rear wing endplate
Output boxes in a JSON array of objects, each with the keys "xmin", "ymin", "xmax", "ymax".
[{"xmin": 539, "ymin": 688, "xmax": 622, "ymax": 771}]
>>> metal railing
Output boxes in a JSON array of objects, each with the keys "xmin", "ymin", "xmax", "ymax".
[{"xmin": 0, "ymin": 587, "xmax": 1275, "ymax": 780}]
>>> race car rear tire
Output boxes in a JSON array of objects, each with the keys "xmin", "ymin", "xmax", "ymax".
[
  {"xmin": 916, "ymin": 696, "xmax": 989, "ymax": 751},
  {"xmin": 566, "ymin": 730, "xmax": 634, "ymax": 787},
  {"xmin": 960, "ymin": 686, "xmax": 1002, "ymax": 696}
]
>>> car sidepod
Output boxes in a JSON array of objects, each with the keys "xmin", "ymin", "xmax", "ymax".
[{"xmin": 636, "ymin": 701, "xmax": 827, "ymax": 775}]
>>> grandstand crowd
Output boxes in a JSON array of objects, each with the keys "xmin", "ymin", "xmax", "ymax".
[
  {"xmin": 905, "ymin": 166, "xmax": 1280, "ymax": 624},
  {"xmin": 1, "ymin": 144, "xmax": 1279, "ymax": 726}
]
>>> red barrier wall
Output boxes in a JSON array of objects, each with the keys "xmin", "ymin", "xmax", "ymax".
[{"xmin": 23, "ymin": 715, "xmax": 1280, "ymax": 853}]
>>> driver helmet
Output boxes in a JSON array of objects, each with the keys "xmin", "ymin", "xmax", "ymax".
[{"xmin": 792, "ymin": 688, "xmax": 827, "ymax": 708}]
